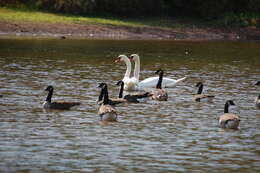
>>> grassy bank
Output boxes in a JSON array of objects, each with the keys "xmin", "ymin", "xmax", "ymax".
[
  {"xmin": 0, "ymin": 7, "xmax": 144, "ymax": 27},
  {"xmin": 0, "ymin": 7, "xmax": 259, "ymax": 41},
  {"xmin": 1, "ymin": 7, "xmax": 259, "ymax": 29}
]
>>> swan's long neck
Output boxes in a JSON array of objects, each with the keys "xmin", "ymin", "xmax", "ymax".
[
  {"xmin": 133, "ymin": 56, "xmax": 140, "ymax": 81},
  {"xmin": 123, "ymin": 58, "xmax": 131, "ymax": 78},
  {"xmin": 118, "ymin": 83, "xmax": 124, "ymax": 98},
  {"xmin": 103, "ymin": 86, "xmax": 109, "ymax": 105},
  {"xmin": 46, "ymin": 89, "xmax": 53, "ymax": 102},
  {"xmin": 197, "ymin": 84, "xmax": 203, "ymax": 94},
  {"xmin": 156, "ymin": 72, "xmax": 163, "ymax": 89},
  {"xmin": 224, "ymin": 102, "xmax": 229, "ymax": 113}
]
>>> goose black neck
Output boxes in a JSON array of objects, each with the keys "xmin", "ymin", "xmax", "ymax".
[
  {"xmin": 103, "ymin": 86, "xmax": 109, "ymax": 105},
  {"xmin": 46, "ymin": 89, "xmax": 53, "ymax": 102},
  {"xmin": 224, "ymin": 102, "xmax": 229, "ymax": 113},
  {"xmin": 118, "ymin": 82, "xmax": 124, "ymax": 98},
  {"xmin": 258, "ymin": 94, "xmax": 260, "ymax": 99},
  {"xmin": 98, "ymin": 88, "xmax": 104, "ymax": 102},
  {"xmin": 197, "ymin": 84, "xmax": 203, "ymax": 94},
  {"xmin": 156, "ymin": 71, "xmax": 163, "ymax": 89}
]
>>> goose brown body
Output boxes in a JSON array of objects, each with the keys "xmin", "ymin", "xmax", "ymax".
[{"xmin": 43, "ymin": 86, "xmax": 80, "ymax": 110}]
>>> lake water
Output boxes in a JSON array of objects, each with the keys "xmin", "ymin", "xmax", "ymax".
[{"xmin": 0, "ymin": 39, "xmax": 260, "ymax": 172}]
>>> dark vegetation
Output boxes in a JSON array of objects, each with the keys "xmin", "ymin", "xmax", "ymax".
[{"xmin": 1, "ymin": 0, "xmax": 260, "ymax": 27}]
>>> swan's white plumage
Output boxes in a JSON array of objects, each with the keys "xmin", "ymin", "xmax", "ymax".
[
  {"xmin": 117, "ymin": 54, "xmax": 187, "ymax": 91},
  {"xmin": 116, "ymin": 55, "xmax": 136, "ymax": 91},
  {"xmin": 138, "ymin": 76, "xmax": 187, "ymax": 88},
  {"xmin": 130, "ymin": 54, "xmax": 187, "ymax": 90}
]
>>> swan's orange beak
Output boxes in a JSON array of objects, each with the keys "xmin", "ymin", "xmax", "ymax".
[{"xmin": 115, "ymin": 57, "xmax": 120, "ymax": 63}]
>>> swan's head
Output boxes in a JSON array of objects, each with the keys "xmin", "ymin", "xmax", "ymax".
[
  {"xmin": 98, "ymin": 83, "xmax": 107, "ymax": 89},
  {"xmin": 195, "ymin": 82, "xmax": 203, "ymax": 87},
  {"xmin": 129, "ymin": 54, "xmax": 139, "ymax": 62},
  {"xmin": 115, "ymin": 55, "xmax": 128, "ymax": 63},
  {"xmin": 155, "ymin": 69, "xmax": 163, "ymax": 75},
  {"xmin": 45, "ymin": 85, "xmax": 54, "ymax": 91},
  {"xmin": 116, "ymin": 80, "xmax": 124, "ymax": 86},
  {"xmin": 255, "ymin": 81, "xmax": 260, "ymax": 86},
  {"xmin": 226, "ymin": 100, "xmax": 235, "ymax": 106}
]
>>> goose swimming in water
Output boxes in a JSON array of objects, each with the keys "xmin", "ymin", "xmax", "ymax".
[
  {"xmin": 192, "ymin": 82, "xmax": 215, "ymax": 102},
  {"xmin": 219, "ymin": 100, "xmax": 240, "ymax": 129},
  {"xmin": 152, "ymin": 69, "xmax": 168, "ymax": 101},
  {"xmin": 97, "ymin": 83, "xmax": 118, "ymax": 122},
  {"xmin": 43, "ymin": 86, "xmax": 80, "ymax": 110}
]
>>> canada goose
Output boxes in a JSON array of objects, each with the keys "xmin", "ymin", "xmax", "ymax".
[
  {"xmin": 116, "ymin": 80, "xmax": 151, "ymax": 103},
  {"xmin": 98, "ymin": 83, "xmax": 118, "ymax": 122},
  {"xmin": 43, "ymin": 86, "xmax": 80, "ymax": 110},
  {"xmin": 152, "ymin": 69, "xmax": 168, "ymax": 101},
  {"xmin": 192, "ymin": 82, "xmax": 215, "ymax": 102},
  {"xmin": 255, "ymin": 81, "xmax": 260, "ymax": 109},
  {"xmin": 219, "ymin": 100, "xmax": 240, "ymax": 129}
]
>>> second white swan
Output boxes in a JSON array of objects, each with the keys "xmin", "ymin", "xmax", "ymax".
[{"xmin": 129, "ymin": 54, "xmax": 187, "ymax": 90}]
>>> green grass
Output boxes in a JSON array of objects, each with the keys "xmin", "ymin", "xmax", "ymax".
[
  {"xmin": 0, "ymin": 7, "xmax": 145, "ymax": 27},
  {"xmin": 0, "ymin": 7, "xmax": 259, "ymax": 29},
  {"xmin": 0, "ymin": 7, "xmax": 204, "ymax": 29}
]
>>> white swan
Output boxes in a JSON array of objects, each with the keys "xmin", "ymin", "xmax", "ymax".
[
  {"xmin": 129, "ymin": 54, "xmax": 187, "ymax": 89},
  {"xmin": 115, "ymin": 55, "xmax": 136, "ymax": 91}
]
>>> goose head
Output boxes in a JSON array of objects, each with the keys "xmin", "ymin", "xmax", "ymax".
[
  {"xmin": 155, "ymin": 69, "xmax": 163, "ymax": 75},
  {"xmin": 129, "ymin": 54, "xmax": 139, "ymax": 62},
  {"xmin": 45, "ymin": 85, "xmax": 54, "ymax": 92},
  {"xmin": 115, "ymin": 55, "xmax": 128, "ymax": 63},
  {"xmin": 224, "ymin": 100, "xmax": 235, "ymax": 113},
  {"xmin": 226, "ymin": 100, "xmax": 235, "ymax": 106},
  {"xmin": 195, "ymin": 82, "xmax": 203, "ymax": 88},
  {"xmin": 195, "ymin": 82, "xmax": 204, "ymax": 95},
  {"xmin": 116, "ymin": 80, "xmax": 124, "ymax": 86},
  {"xmin": 98, "ymin": 83, "xmax": 107, "ymax": 89},
  {"xmin": 255, "ymin": 81, "xmax": 260, "ymax": 86}
]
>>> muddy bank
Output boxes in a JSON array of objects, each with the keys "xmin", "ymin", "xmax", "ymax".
[{"xmin": 0, "ymin": 21, "xmax": 259, "ymax": 40}]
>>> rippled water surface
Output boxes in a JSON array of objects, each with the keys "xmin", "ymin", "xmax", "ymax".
[{"xmin": 0, "ymin": 39, "xmax": 260, "ymax": 172}]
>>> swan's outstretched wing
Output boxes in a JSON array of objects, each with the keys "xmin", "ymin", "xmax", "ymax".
[{"xmin": 138, "ymin": 76, "xmax": 187, "ymax": 88}]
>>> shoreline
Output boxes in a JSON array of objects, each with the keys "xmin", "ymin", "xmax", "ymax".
[{"xmin": 0, "ymin": 21, "xmax": 260, "ymax": 41}]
